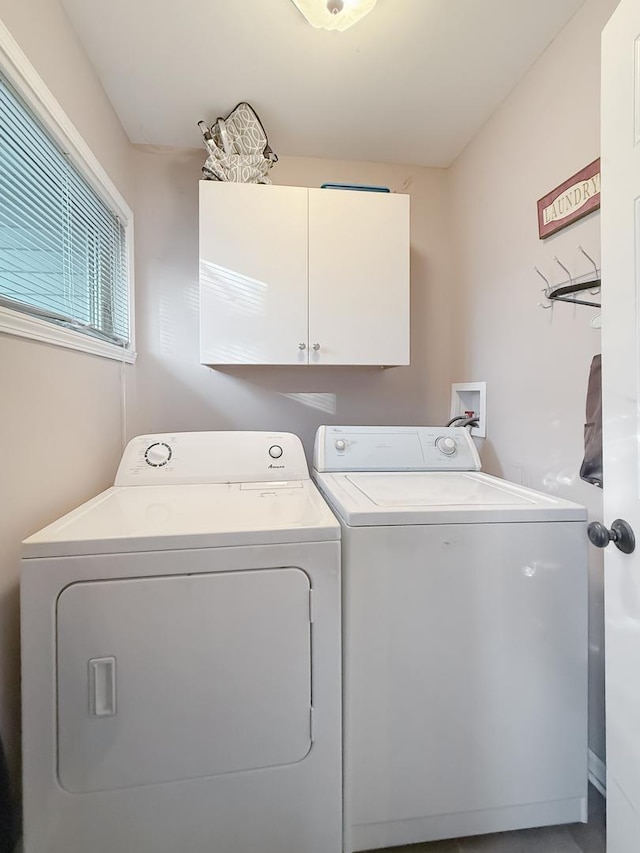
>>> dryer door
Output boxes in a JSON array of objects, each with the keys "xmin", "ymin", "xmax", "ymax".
[{"xmin": 57, "ymin": 568, "xmax": 312, "ymax": 793}]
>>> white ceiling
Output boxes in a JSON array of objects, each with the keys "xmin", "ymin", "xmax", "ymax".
[{"xmin": 60, "ymin": 0, "xmax": 585, "ymax": 168}]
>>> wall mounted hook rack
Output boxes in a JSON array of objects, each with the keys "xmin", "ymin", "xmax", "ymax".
[{"xmin": 535, "ymin": 246, "xmax": 601, "ymax": 310}]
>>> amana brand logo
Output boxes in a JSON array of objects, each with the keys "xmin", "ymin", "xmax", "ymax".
[{"xmin": 268, "ymin": 464, "xmax": 285, "ymax": 469}]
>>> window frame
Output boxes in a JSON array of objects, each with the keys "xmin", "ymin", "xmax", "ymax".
[{"xmin": 0, "ymin": 19, "xmax": 136, "ymax": 363}]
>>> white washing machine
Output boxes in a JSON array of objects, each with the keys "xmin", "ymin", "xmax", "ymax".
[
  {"xmin": 313, "ymin": 425, "xmax": 588, "ymax": 852},
  {"xmin": 21, "ymin": 431, "xmax": 342, "ymax": 853}
]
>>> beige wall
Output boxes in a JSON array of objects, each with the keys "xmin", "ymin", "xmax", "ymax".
[
  {"xmin": 449, "ymin": 0, "xmax": 620, "ymax": 761},
  {"xmin": 0, "ymin": 0, "xmax": 135, "ymax": 791},
  {"xmin": 0, "ymin": 0, "xmax": 130, "ymax": 195},
  {"xmin": 132, "ymin": 147, "xmax": 453, "ymax": 456}
]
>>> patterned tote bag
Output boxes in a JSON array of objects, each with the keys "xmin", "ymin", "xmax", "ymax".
[{"xmin": 199, "ymin": 102, "xmax": 278, "ymax": 184}]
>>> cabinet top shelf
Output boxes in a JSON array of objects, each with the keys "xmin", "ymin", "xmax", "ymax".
[{"xmin": 198, "ymin": 180, "xmax": 408, "ymax": 197}]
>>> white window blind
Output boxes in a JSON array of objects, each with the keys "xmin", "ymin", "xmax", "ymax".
[{"xmin": 0, "ymin": 71, "xmax": 129, "ymax": 347}]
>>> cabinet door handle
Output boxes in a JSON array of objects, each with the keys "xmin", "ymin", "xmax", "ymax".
[
  {"xmin": 298, "ymin": 343, "xmax": 306, "ymax": 350},
  {"xmin": 312, "ymin": 343, "xmax": 321, "ymax": 351}
]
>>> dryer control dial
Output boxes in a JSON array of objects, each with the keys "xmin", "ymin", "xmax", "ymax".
[
  {"xmin": 144, "ymin": 442, "xmax": 172, "ymax": 467},
  {"xmin": 435, "ymin": 436, "xmax": 457, "ymax": 456}
]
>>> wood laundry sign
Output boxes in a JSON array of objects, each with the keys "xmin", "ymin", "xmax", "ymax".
[{"xmin": 537, "ymin": 158, "xmax": 600, "ymax": 239}]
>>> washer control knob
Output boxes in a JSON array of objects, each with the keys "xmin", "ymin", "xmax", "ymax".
[
  {"xmin": 435, "ymin": 436, "xmax": 457, "ymax": 456},
  {"xmin": 269, "ymin": 445, "xmax": 283, "ymax": 459},
  {"xmin": 144, "ymin": 442, "xmax": 172, "ymax": 467}
]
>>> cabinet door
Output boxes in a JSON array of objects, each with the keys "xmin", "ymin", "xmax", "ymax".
[
  {"xmin": 308, "ymin": 189, "xmax": 410, "ymax": 366},
  {"xmin": 200, "ymin": 182, "xmax": 309, "ymax": 364}
]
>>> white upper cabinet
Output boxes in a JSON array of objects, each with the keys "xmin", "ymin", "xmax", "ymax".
[
  {"xmin": 199, "ymin": 183, "xmax": 309, "ymax": 365},
  {"xmin": 199, "ymin": 182, "xmax": 410, "ymax": 366},
  {"xmin": 308, "ymin": 189, "xmax": 409, "ymax": 366}
]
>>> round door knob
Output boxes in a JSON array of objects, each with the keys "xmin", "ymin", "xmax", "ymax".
[
  {"xmin": 588, "ymin": 519, "xmax": 636, "ymax": 554},
  {"xmin": 298, "ymin": 343, "xmax": 306, "ymax": 350},
  {"xmin": 312, "ymin": 343, "xmax": 321, "ymax": 351}
]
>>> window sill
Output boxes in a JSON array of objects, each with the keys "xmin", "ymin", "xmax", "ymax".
[{"xmin": 0, "ymin": 305, "xmax": 136, "ymax": 363}]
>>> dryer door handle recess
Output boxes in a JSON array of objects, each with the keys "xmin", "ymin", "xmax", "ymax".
[{"xmin": 89, "ymin": 657, "xmax": 117, "ymax": 717}]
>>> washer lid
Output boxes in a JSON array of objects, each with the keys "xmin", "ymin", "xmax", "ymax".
[
  {"xmin": 314, "ymin": 471, "xmax": 587, "ymax": 525},
  {"xmin": 22, "ymin": 480, "xmax": 340, "ymax": 558}
]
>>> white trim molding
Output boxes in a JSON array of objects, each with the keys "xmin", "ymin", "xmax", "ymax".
[
  {"xmin": 0, "ymin": 16, "xmax": 136, "ymax": 362},
  {"xmin": 0, "ymin": 305, "xmax": 136, "ymax": 363},
  {"xmin": 588, "ymin": 748, "xmax": 607, "ymax": 798}
]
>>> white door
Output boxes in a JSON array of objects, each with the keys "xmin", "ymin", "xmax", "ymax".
[
  {"xmin": 308, "ymin": 188, "xmax": 410, "ymax": 365},
  {"xmin": 199, "ymin": 182, "xmax": 309, "ymax": 364},
  {"xmin": 601, "ymin": 2, "xmax": 640, "ymax": 849},
  {"xmin": 56, "ymin": 568, "xmax": 312, "ymax": 792}
]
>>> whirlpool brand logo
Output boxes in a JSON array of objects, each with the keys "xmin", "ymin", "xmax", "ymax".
[{"xmin": 268, "ymin": 464, "xmax": 285, "ymax": 469}]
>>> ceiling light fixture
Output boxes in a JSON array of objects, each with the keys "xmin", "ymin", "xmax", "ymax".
[{"xmin": 290, "ymin": 0, "xmax": 378, "ymax": 31}]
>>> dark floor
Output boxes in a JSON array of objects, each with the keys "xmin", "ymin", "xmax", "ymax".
[{"xmin": 367, "ymin": 785, "xmax": 606, "ymax": 853}]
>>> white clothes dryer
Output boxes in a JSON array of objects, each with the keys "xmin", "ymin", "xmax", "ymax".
[
  {"xmin": 313, "ymin": 425, "xmax": 588, "ymax": 853},
  {"xmin": 21, "ymin": 431, "xmax": 342, "ymax": 853}
]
